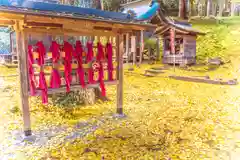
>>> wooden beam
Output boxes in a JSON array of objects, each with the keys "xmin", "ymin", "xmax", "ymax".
[
  {"xmin": 32, "ymin": 81, "xmax": 118, "ymax": 96},
  {"xmin": 116, "ymin": 34, "xmax": 124, "ymax": 115},
  {"xmin": 25, "ymin": 22, "xmax": 63, "ymax": 28},
  {"xmin": 25, "ymin": 15, "xmax": 152, "ymax": 31},
  {"xmin": 23, "ymin": 27, "xmax": 117, "ymax": 37},
  {"xmin": 94, "ymin": 26, "xmax": 112, "ymax": 31},
  {"xmin": 0, "ymin": 12, "xmax": 24, "ymax": 20},
  {"xmin": 139, "ymin": 30, "xmax": 144, "ymax": 64},
  {"xmin": 15, "ymin": 21, "xmax": 32, "ymax": 136},
  {"xmin": 0, "ymin": 19, "xmax": 15, "ymax": 26},
  {"xmin": 126, "ymin": 33, "xmax": 129, "ymax": 64}
]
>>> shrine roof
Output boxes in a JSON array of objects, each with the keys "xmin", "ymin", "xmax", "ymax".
[{"xmin": 0, "ymin": 0, "xmax": 156, "ymax": 28}]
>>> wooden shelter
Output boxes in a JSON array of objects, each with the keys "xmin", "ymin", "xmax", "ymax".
[
  {"xmin": 156, "ymin": 23, "xmax": 204, "ymax": 65},
  {"xmin": 151, "ymin": 5, "xmax": 205, "ymax": 65},
  {"xmin": 0, "ymin": 1, "xmax": 155, "ymax": 136}
]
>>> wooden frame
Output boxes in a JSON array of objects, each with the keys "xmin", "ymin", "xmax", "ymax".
[{"xmin": 0, "ymin": 9, "xmax": 153, "ymax": 136}]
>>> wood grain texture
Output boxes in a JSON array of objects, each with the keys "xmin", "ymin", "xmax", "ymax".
[
  {"xmin": 16, "ymin": 20, "xmax": 32, "ymax": 136},
  {"xmin": 116, "ymin": 34, "xmax": 124, "ymax": 114}
]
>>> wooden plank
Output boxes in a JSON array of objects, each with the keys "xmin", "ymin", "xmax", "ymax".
[
  {"xmin": 116, "ymin": 34, "xmax": 124, "ymax": 114},
  {"xmin": 15, "ymin": 21, "xmax": 32, "ymax": 136},
  {"xmin": 31, "ymin": 80, "xmax": 118, "ymax": 96}
]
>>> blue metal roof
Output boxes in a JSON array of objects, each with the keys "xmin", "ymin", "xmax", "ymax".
[
  {"xmin": 0, "ymin": 0, "xmax": 134, "ymax": 21},
  {"xmin": 0, "ymin": 48, "xmax": 10, "ymax": 54}
]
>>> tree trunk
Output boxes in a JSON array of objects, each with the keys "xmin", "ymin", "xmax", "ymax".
[
  {"xmin": 188, "ymin": 0, "xmax": 192, "ymax": 17},
  {"xmin": 212, "ymin": 2, "xmax": 217, "ymax": 16},
  {"xmin": 225, "ymin": 0, "xmax": 228, "ymax": 10},
  {"xmin": 189, "ymin": 0, "xmax": 196, "ymax": 17},
  {"xmin": 231, "ymin": 2, "xmax": 235, "ymax": 16},
  {"xmin": 207, "ymin": 0, "xmax": 212, "ymax": 17},
  {"xmin": 179, "ymin": 0, "xmax": 188, "ymax": 19},
  {"xmin": 196, "ymin": 0, "xmax": 200, "ymax": 16},
  {"xmin": 218, "ymin": 0, "xmax": 224, "ymax": 17},
  {"xmin": 100, "ymin": 0, "xmax": 104, "ymax": 10}
]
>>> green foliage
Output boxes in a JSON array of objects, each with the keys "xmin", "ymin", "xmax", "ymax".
[
  {"xmin": 195, "ymin": 24, "xmax": 229, "ymax": 62},
  {"xmin": 144, "ymin": 38, "xmax": 156, "ymax": 49},
  {"xmin": 102, "ymin": 0, "xmax": 120, "ymax": 11}
]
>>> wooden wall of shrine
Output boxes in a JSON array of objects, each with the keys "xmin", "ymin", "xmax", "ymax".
[{"xmin": 162, "ymin": 34, "xmax": 197, "ymax": 65}]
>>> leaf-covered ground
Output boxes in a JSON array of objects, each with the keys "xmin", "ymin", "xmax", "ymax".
[{"xmin": 1, "ymin": 18, "xmax": 240, "ymax": 160}]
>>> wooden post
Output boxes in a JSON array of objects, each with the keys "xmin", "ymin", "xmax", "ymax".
[
  {"xmin": 116, "ymin": 34, "xmax": 124, "ymax": 115},
  {"xmin": 156, "ymin": 37, "xmax": 160, "ymax": 61},
  {"xmin": 126, "ymin": 33, "xmax": 129, "ymax": 64},
  {"xmin": 15, "ymin": 21, "xmax": 32, "ymax": 136},
  {"xmin": 139, "ymin": 30, "xmax": 144, "ymax": 64},
  {"xmin": 131, "ymin": 35, "xmax": 136, "ymax": 65}
]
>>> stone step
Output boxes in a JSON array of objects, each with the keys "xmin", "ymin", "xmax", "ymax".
[
  {"xmin": 128, "ymin": 68, "xmax": 134, "ymax": 71},
  {"xmin": 141, "ymin": 73, "xmax": 156, "ymax": 77},
  {"xmin": 151, "ymin": 67, "xmax": 164, "ymax": 70},
  {"xmin": 145, "ymin": 69, "xmax": 165, "ymax": 74}
]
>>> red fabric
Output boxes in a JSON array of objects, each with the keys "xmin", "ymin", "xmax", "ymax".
[
  {"xmin": 97, "ymin": 42, "xmax": 106, "ymax": 96},
  {"xmin": 86, "ymin": 42, "xmax": 94, "ymax": 84},
  {"xmin": 106, "ymin": 43, "xmax": 113, "ymax": 81},
  {"xmin": 36, "ymin": 41, "xmax": 46, "ymax": 66},
  {"xmin": 49, "ymin": 41, "xmax": 61, "ymax": 89},
  {"xmin": 74, "ymin": 41, "xmax": 85, "ymax": 88},
  {"xmin": 28, "ymin": 45, "xmax": 36, "ymax": 96},
  {"xmin": 50, "ymin": 41, "xmax": 60, "ymax": 63},
  {"xmin": 36, "ymin": 41, "xmax": 48, "ymax": 104},
  {"xmin": 50, "ymin": 69, "xmax": 61, "ymax": 89},
  {"xmin": 63, "ymin": 41, "xmax": 73, "ymax": 92},
  {"xmin": 99, "ymin": 63, "xmax": 106, "ymax": 96},
  {"xmin": 39, "ymin": 71, "xmax": 48, "ymax": 104}
]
